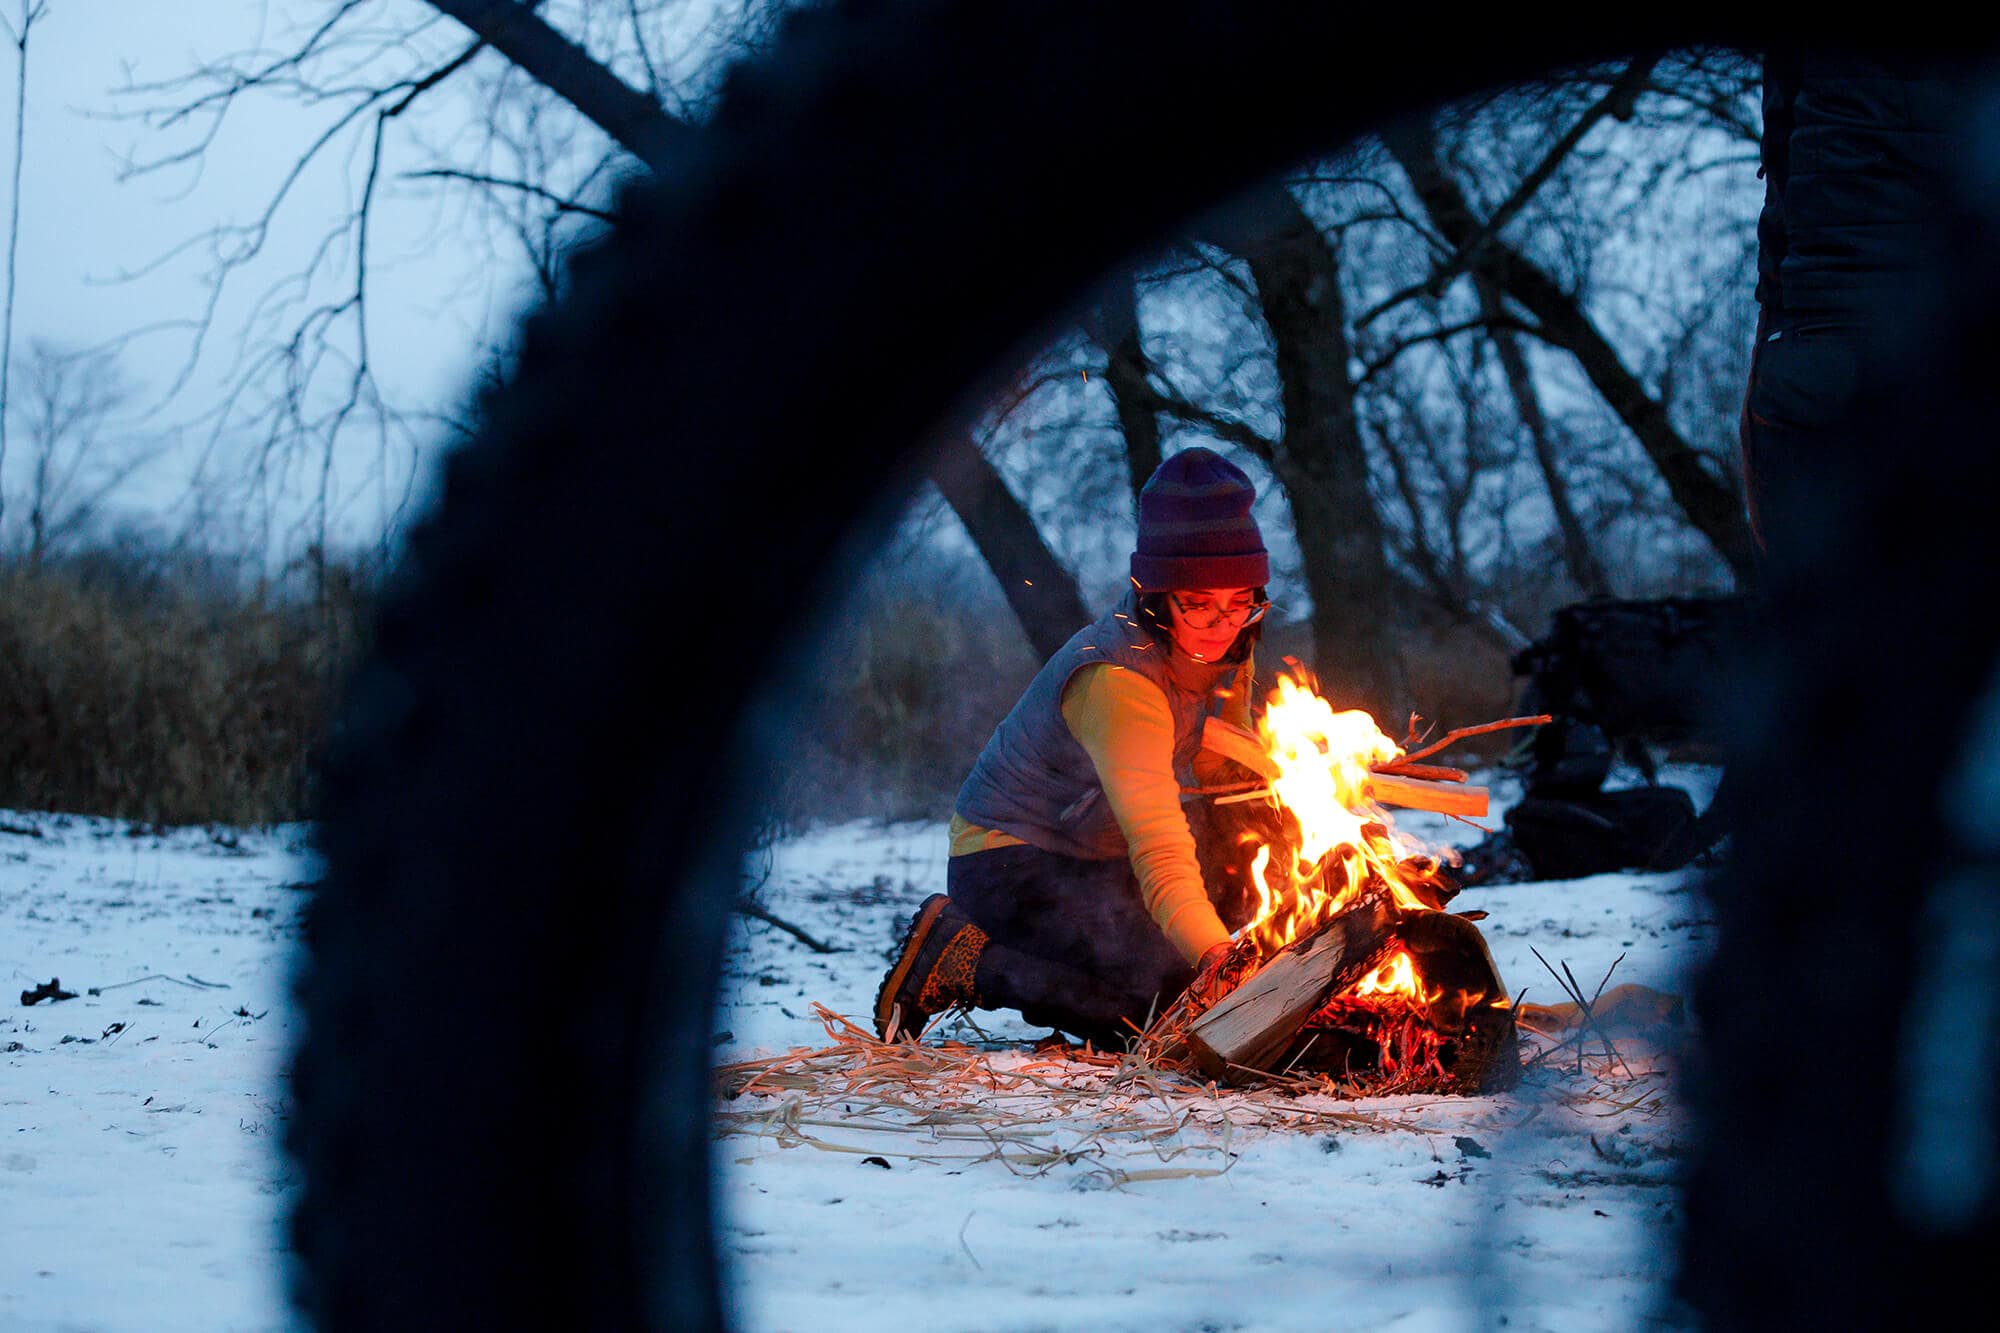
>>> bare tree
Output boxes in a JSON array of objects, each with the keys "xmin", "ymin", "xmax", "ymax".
[
  {"xmin": 0, "ymin": 0, "xmax": 48, "ymax": 536},
  {"xmin": 1210, "ymin": 184, "xmax": 1406, "ymax": 715},
  {"xmin": 106, "ymin": 2, "xmax": 778, "ymax": 576},
  {"xmin": 104, "ymin": 0, "xmax": 1108, "ymax": 662},
  {"xmin": 1380, "ymin": 70, "xmax": 1759, "ymax": 581},
  {"xmin": 1476, "ymin": 273, "xmax": 1610, "ymax": 597},
  {"xmin": 404, "ymin": 2, "xmax": 1102, "ymax": 656},
  {"xmin": 7, "ymin": 340, "xmax": 155, "ymax": 565},
  {"xmin": 1041, "ymin": 56, "xmax": 1761, "ymax": 695},
  {"xmin": 118, "ymin": 12, "xmax": 1764, "ymax": 701},
  {"xmin": 929, "ymin": 426, "xmax": 1089, "ymax": 659},
  {"xmin": 1086, "ymin": 276, "xmax": 1166, "ymax": 501}
]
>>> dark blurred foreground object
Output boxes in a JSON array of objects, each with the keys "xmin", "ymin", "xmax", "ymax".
[
  {"xmin": 284, "ymin": 7, "xmax": 2000, "ymax": 1333},
  {"xmin": 1739, "ymin": 48, "xmax": 1972, "ymax": 545},
  {"xmin": 1463, "ymin": 596, "xmax": 1749, "ymax": 883},
  {"xmin": 1679, "ymin": 48, "xmax": 2000, "ymax": 1328}
]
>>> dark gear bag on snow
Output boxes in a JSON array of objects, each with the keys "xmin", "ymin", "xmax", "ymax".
[{"xmin": 1504, "ymin": 786, "xmax": 1703, "ymax": 880}]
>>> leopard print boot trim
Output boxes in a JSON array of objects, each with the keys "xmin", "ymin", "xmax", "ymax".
[{"xmin": 916, "ymin": 922, "xmax": 988, "ymax": 1011}]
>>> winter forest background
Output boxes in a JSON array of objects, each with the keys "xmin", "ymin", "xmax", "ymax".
[{"xmin": 0, "ymin": 1, "xmax": 1760, "ymax": 829}]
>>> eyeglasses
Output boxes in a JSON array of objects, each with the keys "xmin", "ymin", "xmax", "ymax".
[{"xmin": 1168, "ymin": 593, "xmax": 1270, "ymax": 630}]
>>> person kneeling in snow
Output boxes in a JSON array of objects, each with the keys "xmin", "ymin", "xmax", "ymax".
[{"xmin": 874, "ymin": 446, "xmax": 1271, "ymax": 1047}]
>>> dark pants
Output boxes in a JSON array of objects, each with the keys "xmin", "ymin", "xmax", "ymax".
[
  {"xmin": 948, "ymin": 843, "xmax": 1195, "ymax": 1047},
  {"xmin": 1741, "ymin": 309, "xmax": 1887, "ymax": 559}
]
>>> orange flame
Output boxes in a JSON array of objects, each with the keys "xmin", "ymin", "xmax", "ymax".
[
  {"xmin": 1354, "ymin": 950, "xmax": 1434, "ymax": 1002},
  {"xmin": 1237, "ymin": 672, "xmax": 1443, "ymax": 957}
]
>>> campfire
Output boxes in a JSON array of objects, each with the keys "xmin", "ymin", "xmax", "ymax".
[{"xmin": 1146, "ymin": 673, "xmax": 1545, "ymax": 1094}]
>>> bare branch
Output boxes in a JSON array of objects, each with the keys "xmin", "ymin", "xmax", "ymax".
[
  {"xmin": 384, "ymin": 36, "xmax": 487, "ymax": 116},
  {"xmin": 404, "ymin": 167, "xmax": 617, "ymax": 221},
  {"xmin": 1353, "ymin": 312, "xmax": 1541, "ymax": 387},
  {"xmin": 1359, "ymin": 55, "xmax": 1661, "ymax": 328},
  {"xmin": 624, "ymin": 0, "xmax": 666, "ymax": 100},
  {"xmin": 1385, "ymin": 111, "xmax": 1758, "ymax": 579},
  {"xmin": 421, "ymin": 0, "xmax": 691, "ymax": 173},
  {"xmin": 1143, "ymin": 377, "xmax": 1277, "ymax": 463}
]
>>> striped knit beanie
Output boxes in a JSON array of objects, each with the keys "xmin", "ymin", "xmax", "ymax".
[{"xmin": 1129, "ymin": 447, "xmax": 1270, "ymax": 591}]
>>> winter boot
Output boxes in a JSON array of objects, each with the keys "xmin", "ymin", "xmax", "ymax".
[{"xmin": 873, "ymin": 894, "xmax": 988, "ymax": 1041}]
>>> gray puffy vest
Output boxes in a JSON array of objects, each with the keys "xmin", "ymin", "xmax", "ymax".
[{"xmin": 955, "ymin": 595, "xmax": 1245, "ymax": 861}]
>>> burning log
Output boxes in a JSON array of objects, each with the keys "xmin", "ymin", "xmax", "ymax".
[
  {"xmin": 1173, "ymin": 893, "xmax": 1519, "ymax": 1090},
  {"xmin": 1155, "ymin": 674, "xmax": 1535, "ymax": 1093},
  {"xmin": 1199, "ymin": 717, "xmax": 1283, "ymax": 780},
  {"xmin": 1281, "ymin": 909, "xmax": 1519, "ymax": 1093},
  {"xmin": 1182, "ymin": 891, "xmax": 1395, "ymax": 1078}
]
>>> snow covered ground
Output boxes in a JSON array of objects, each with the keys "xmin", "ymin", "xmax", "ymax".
[
  {"xmin": 2, "ymin": 766, "xmax": 1719, "ymax": 1331},
  {"xmin": 1, "ymin": 816, "xmax": 312, "ymax": 1333}
]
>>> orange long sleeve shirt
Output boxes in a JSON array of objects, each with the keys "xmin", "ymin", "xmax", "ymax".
[{"xmin": 948, "ymin": 657, "xmax": 1252, "ymax": 964}]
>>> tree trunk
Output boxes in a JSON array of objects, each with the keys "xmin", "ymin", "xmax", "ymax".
[
  {"xmin": 1089, "ymin": 278, "xmax": 1165, "ymax": 504},
  {"xmin": 0, "ymin": 7, "xmax": 37, "ymax": 537},
  {"xmin": 928, "ymin": 430, "xmax": 1090, "ymax": 661},
  {"xmin": 1477, "ymin": 275, "xmax": 1610, "ymax": 597},
  {"xmin": 1387, "ymin": 122, "xmax": 1757, "ymax": 582},
  {"xmin": 1215, "ymin": 183, "xmax": 1405, "ymax": 719}
]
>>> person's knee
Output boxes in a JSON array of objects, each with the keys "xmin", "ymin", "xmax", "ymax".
[{"xmin": 1116, "ymin": 958, "xmax": 1193, "ymax": 1026}]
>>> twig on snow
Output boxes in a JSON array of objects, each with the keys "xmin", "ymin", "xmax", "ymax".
[
  {"xmin": 87, "ymin": 973, "xmax": 231, "ymax": 995},
  {"xmin": 734, "ymin": 899, "xmax": 842, "ymax": 954},
  {"xmin": 1528, "ymin": 947, "xmax": 1632, "ymax": 1078},
  {"xmin": 958, "ymin": 1212, "xmax": 984, "ymax": 1270}
]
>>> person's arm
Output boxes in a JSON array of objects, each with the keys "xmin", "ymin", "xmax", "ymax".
[{"xmin": 1060, "ymin": 664, "xmax": 1231, "ymax": 964}]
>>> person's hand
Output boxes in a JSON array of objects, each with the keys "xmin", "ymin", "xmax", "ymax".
[{"xmin": 1189, "ymin": 939, "xmax": 1240, "ymax": 1008}]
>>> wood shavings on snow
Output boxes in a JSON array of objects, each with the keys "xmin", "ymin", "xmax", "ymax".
[{"xmin": 716, "ymin": 1003, "xmax": 1676, "ymax": 1183}]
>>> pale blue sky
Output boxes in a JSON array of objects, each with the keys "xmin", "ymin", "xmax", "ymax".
[{"xmin": 2, "ymin": 1, "xmax": 545, "ymax": 557}]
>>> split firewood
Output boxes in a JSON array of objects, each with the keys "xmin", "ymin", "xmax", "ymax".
[
  {"xmin": 1181, "ymin": 891, "xmax": 1397, "ymax": 1081},
  {"xmin": 1362, "ymin": 773, "xmax": 1488, "ymax": 819},
  {"xmin": 1199, "ymin": 718, "xmax": 1505, "ymax": 817},
  {"xmin": 1198, "ymin": 718, "xmax": 1280, "ymax": 781},
  {"xmin": 1203, "ymin": 712, "xmax": 1548, "ymax": 780},
  {"xmin": 1208, "ymin": 765, "xmax": 1489, "ymax": 818}
]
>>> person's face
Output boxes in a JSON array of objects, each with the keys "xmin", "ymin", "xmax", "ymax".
[{"xmin": 1164, "ymin": 587, "xmax": 1261, "ymax": 663}]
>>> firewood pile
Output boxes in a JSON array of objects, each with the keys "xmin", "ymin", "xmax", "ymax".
[
  {"xmin": 1137, "ymin": 694, "xmax": 1550, "ymax": 1094},
  {"xmin": 1136, "ymin": 881, "xmax": 1520, "ymax": 1095}
]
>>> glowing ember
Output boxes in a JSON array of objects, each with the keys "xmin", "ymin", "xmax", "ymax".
[{"xmin": 1238, "ymin": 672, "xmax": 1443, "ymax": 956}]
